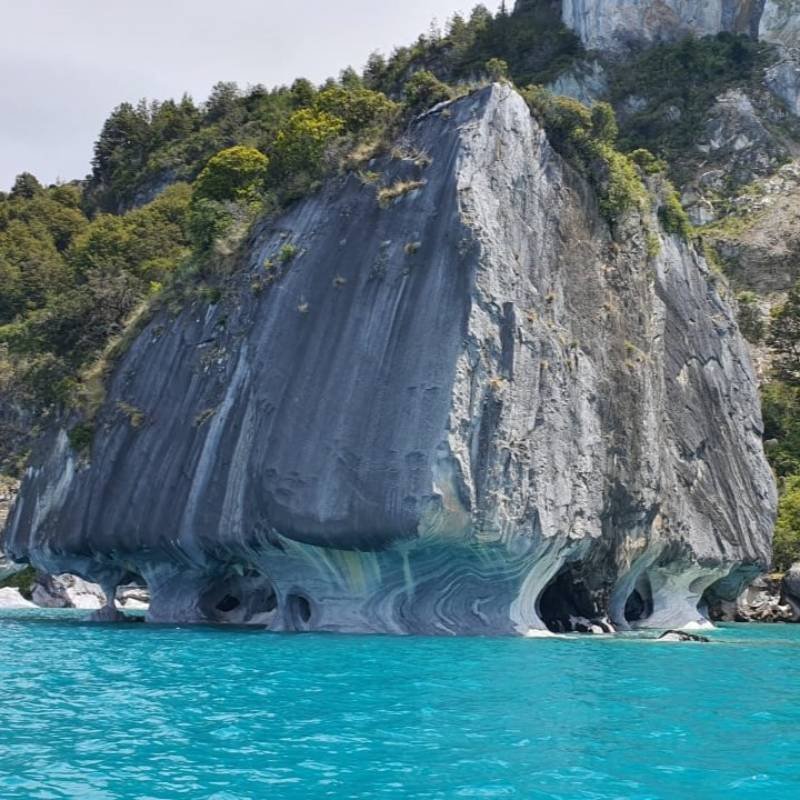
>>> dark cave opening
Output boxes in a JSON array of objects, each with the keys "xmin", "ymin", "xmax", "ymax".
[
  {"xmin": 216, "ymin": 594, "xmax": 241, "ymax": 613},
  {"xmin": 624, "ymin": 574, "xmax": 654, "ymax": 624},
  {"xmin": 200, "ymin": 573, "xmax": 278, "ymax": 624},
  {"xmin": 287, "ymin": 593, "xmax": 313, "ymax": 629},
  {"xmin": 538, "ymin": 564, "xmax": 602, "ymax": 633}
]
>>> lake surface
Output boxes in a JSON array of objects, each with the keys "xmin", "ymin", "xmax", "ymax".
[{"xmin": 1, "ymin": 611, "xmax": 799, "ymax": 799}]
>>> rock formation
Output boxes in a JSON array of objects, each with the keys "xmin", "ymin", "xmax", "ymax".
[
  {"xmin": 0, "ymin": 478, "xmax": 21, "ymax": 582},
  {"xmin": 559, "ymin": 1, "xmax": 800, "ymax": 53},
  {"xmin": 560, "ymin": 0, "xmax": 765, "ymax": 52},
  {"xmin": 0, "ymin": 588, "xmax": 35, "ymax": 610},
  {"xmin": 4, "ymin": 85, "xmax": 776, "ymax": 634}
]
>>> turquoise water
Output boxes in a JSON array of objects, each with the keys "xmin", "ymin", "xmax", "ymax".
[{"xmin": 1, "ymin": 613, "xmax": 799, "ymax": 799}]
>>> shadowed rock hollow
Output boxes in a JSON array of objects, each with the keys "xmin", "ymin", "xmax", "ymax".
[{"xmin": 4, "ymin": 85, "xmax": 776, "ymax": 634}]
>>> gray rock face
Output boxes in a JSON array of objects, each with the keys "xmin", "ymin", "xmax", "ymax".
[
  {"xmin": 766, "ymin": 57, "xmax": 800, "ymax": 115},
  {"xmin": 547, "ymin": 60, "xmax": 609, "ymax": 105},
  {"xmin": 707, "ymin": 572, "xmax": 798, "ymax": 621},
  {"xmin": 5, "ymin": 85, "xmax": 776, "ymax": 634},
  {"xmin": 560, "ymin": 0, "xmax": 765, "ymax": 53},
  {"xmin": 31, "ymin": 573, "xmax": 105, "ymax": 609},
  {"xmin": 0, "ymin": 478, "xmax": 21, "ymax": 582},
  {"xmin": 759, "ymin": 0, "xmax": 800, "ymax": 47}
]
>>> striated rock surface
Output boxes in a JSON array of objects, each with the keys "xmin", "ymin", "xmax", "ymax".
[
  {"xmin": 5, "ymin": 85, "xmax": 776, "ymax": 634},
  {"xmin": 560, "ymin": 0, "xmax": 765, "ymax": 53},
  {"xmin": 560, "ymin": 0, "xmax": 800, "ymax": 53}
]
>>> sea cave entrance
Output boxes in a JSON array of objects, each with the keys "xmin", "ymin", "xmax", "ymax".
[
  {"xmin": 538, "ymin": 562, "xmax": 602, "ymax": 633},
  {"xmin": 624, "ymin": 573, "xmax": 654, "ymax": 624}
]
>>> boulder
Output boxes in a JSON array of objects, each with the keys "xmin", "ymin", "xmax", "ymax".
[{"xmin": 0, "ymin": 587, "xmax": 35, "ymax": 609}]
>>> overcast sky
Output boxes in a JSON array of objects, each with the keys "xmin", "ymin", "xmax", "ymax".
[{"xmin": 0, "ymin": 0, "xmax": 501, "ymax": 191}]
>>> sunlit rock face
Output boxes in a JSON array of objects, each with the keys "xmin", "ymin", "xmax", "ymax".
[
  {"xmin": 759, "ymin": 0, "xmax": 800, "ymax": 47},
  {"xmin": 5, "ymin": 85, "xmax": 776, "ymax": 634},
  {"xmin": 560, "ymin": 0, "xmax": 765, "ymax": 52}
]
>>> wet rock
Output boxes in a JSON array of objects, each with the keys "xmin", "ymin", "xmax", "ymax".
[
  {"xmin": 658, "ymin": 629, "xmax": 710, "ymax": 642},
  {"xmin": 86, "ymin": 604, "xmax": 139, "ymax": 623}
]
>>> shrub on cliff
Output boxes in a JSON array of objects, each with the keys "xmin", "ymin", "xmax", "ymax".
[
  {"xmin": 768, "ymin": 282, "xmax": 800, "ymax": 386},
  {"xmin": 193, "ymin": 146, "xmax": 269, "ymax": 204},
  {"xmin": 313, "ymin": 87, "xmax": 397, "ymax": 133},
  {"xmin": 774, "ymin": 475, "xmax": 800, "ymax": 571},
  {"xmin": 523, "ymin": 88, "xmax": 645, "ymax": 221},
  {"xmin": 403, "ymin": 71, "xmax": 452, "ymax": 113},
  {"xmin": 270, "ymin": 109, "xmax": 345, "ymax": 183}
]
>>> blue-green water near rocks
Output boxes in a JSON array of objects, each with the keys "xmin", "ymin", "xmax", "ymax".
[{"xmin": 1, "ymin": 612, "xmax": 799, "ymax": 800}]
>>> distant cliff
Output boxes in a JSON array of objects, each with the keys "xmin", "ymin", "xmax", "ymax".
[
  {"xmin": 560, "ymin": 0, "xmax": 798, "ymax": 51},
  {"xmin": 5, "ymin": 85, "xmax": 776, "ymax": 634}
]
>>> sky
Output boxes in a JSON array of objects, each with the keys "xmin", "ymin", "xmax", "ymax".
[{"xmin": 0, "ymin": 0, "xmax": 501, "ymax": 191}]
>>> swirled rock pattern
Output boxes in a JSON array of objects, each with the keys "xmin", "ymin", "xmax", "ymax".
[{"xmin": 4, "ymin": 85, "xmax": 776, "ymax": 634}]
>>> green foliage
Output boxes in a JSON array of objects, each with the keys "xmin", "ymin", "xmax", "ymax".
[
  {"xmin": 89, "ymin": 95, "xmax": 201, "ymax": 212},
  {"xmin": 0, "ymin": 184, "xmax": 191, "ymax": 414},
  {"xmin": 774, "ymin": 475, "xmax": 800, "ymax": 571},
  {"xmin": 768, "ymin": 281, "xmax": 800, "ymax": 386},
  {"xmin": 271, "ymin": 109, "xmax": 345, "ymax": 183},
  {"xmin": 313, "ymin": 87, "xmax": 397, "ymax": 133},
  {"xmin": 193, "ymin": 146, "xmax": 269, "ymax": 203},
  {"xmin": 68, "ymin": 422, "xmax": 95, "ymax": 453},
  {"xmin": 0, "ymin": 566, "xmax": 37, "ymax": 599},
  {"xmin": 524, "ymin": 88, "xmax": 646, "ymax": 222},
  {"xmin": 590, "ymin": 102, "xmax": 618, "ymax": 145},
  {"xmin": 762, "ymin": 383, "xmax": 800, "ymax": 477},
  {"xmin": 187, "ymin": 198, "xmax": 236, "ymax": 252},
  {"xmin": 278, "ymin": 243, "xmax": 298, "ymax": 263},
  {"xmin": 630, "ymin": 149, "xmax": 667, "ymax": 175},
  {"xmin": 609, "ymin": 34, "xmax": 773, "ymax": 170},
  {"xmin": 365, "ymin": 2, "xmax": 581, "ymax": 96},
  {"xmin": 736, "ymin": 291, "xmax": 765, "ymax": 343},
  {"xmin": 403, "ymin": 72, "xmax": 452, "ymax": 113},
  {"xmin": 485, "ymin": 58, "xmax": 509, "ymax": 82},
  {"xmin": 658, "ymin": 188, "xmax": 692, "ymax": 239},
  {"xmin": 10, "ymin": 172, "xmax": 43, "ymax": 200}
]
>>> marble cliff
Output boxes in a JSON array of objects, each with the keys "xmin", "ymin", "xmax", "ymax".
[
  {"xmin": 560, "ymin": 0, "xmax": 799, "ymax": 52},
  {"xmin": 4, "ymin": 85, "xmax": 776, "ymax": 633}
]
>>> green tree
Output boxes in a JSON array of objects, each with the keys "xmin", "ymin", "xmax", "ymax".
[
  {"xmin": 591, "ymin": 102, "xmax": 619, "ymax": 144},
  {"xmin": 769, "ymin": 282, "xmax": 800, "ymax": 386},
  {"xmin": 774, "ymin": 475, "xmax": 800, "ymax": 570},
  {"xmin": 314, "ymin": 86, "xmax": 397, "ymax": 132},
  {"xmin": 271, "ymin": 109, "xmax": 345, "ymax": 180},
  {"xmin": 485, "ymin": 58, "xmax": 509, "ymax": 82},
  {"xmin": 193, "ymin": 146, "xmax": 269, "ymax": 203},
  {"xmin": 9, "ymin": 172, "xmax": 42, "ymax": 199},
  {"xmin": 403, "ymin": 71, "xmax": 452, "ymax": 113}
]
